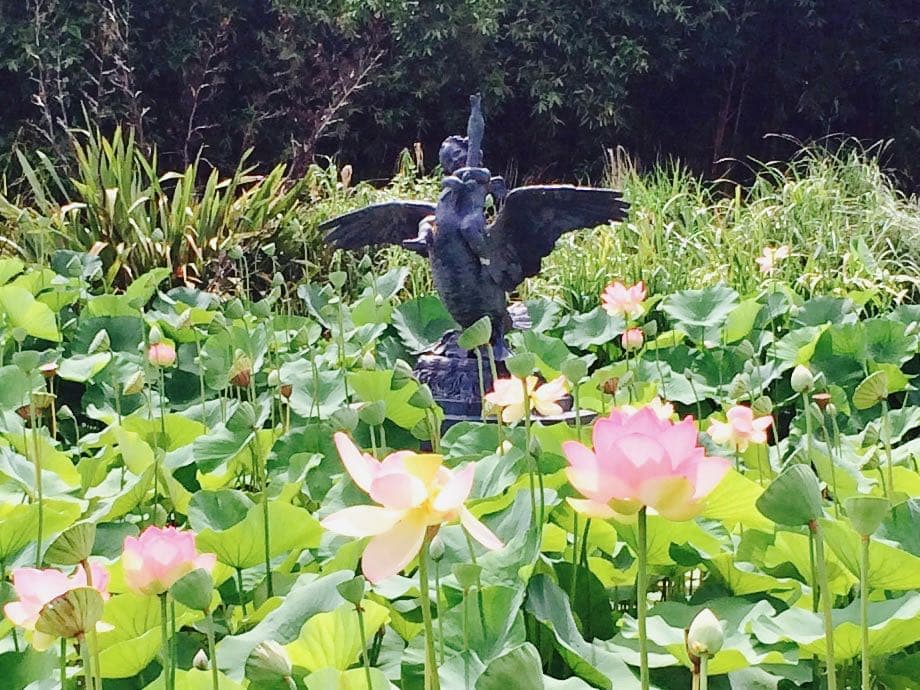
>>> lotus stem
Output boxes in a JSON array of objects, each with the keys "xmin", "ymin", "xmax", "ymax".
[
  {"xmin": 159, "ymin": 594, "xmax": 173, "ymax": 690},
  {"xmin": 418, "ymin": 537, "xmax": 440, "ymax": 690},
  {"xmin": 206, "ymin": 610, "xmax": 220, "ymax": 690},
  {"xmin": 880, "ymin": 400, "xmax": 894, "ymax": 499},
  {"xmin": 810, "ymin": 519, "xmax": 837, "ymax": 690},
  {"xmin": 435, "ymin": 559, "xmax": 445, "ymax": 664},
  {"xmin": 637, "ymin": 506, "xmax": 649, "ymax": 690},
  {"xmin": 28, "ymin": 400, "xmax": 43, "ymax": 567},
  {"xmin": 474, "ymin": 349, "xmax": 486, "ymax": 422},
  {"xmin": 355, "ymin": 602, "xmax": 374, "ymax": 690},
  {"xmin": 79, "ymin": 634, "xmax": 98, "ymax": 690},
  {"xmin": 60, "ymin": 638, "xmax": 67, "ymax": 687},
  {"xmin": 860, "ymin": 535, "xmax": 870, "ymax": 690},
  {"xmin": 699, "ymin": 652, "xmax": 709, "ymax": 690},
  {"xmin": 520, "ymin": 377, "xmax": 543, "ymax": 526}
]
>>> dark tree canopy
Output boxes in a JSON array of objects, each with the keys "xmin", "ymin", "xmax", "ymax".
[{"xmin": 1, "ymin": 1, "xmax": 918, "ymax": 185}]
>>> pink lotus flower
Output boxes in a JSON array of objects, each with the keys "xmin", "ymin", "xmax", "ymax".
[
  {"xmin": 621, "ymin": 327, "xmax": 644, "ymax": 351},
  {"xmin": 484, "ymin": 375, "xmax": 568, "ymax": 424},
  {"xmin": 122, "ymin": 526, "xmax": 216, "ymax": 596},
  {"xmin": 563, "ymin": 406, "xmax": 730, "ymax": 521},
  {"xmin": 147, "ymin": 342, "xmax": 177, "ymax": 367},
  {"xmin": 3, "ymin": 563, "xmax": 110, "ymax": 650},
  {"xmin": 601, "ymin": 281, "xmax": 646, "ymax": 320},
  {"xmin": 755, "ymin": 245, "xmax": 790, "ymax": 275},
  {"xmin": 321, "ymin": 433, "xmax": 503, "ymax": 583},
  {"xmin": 707, "ymin": 405, "xmax": 772, "ymax": 453}
]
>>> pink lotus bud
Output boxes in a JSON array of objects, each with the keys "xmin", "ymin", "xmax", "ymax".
[
  {"xmin": 122, "ymin": 526, "xmax": 216, "ymax": 596},
  {"xmin": 621, "ymin": 328, "xmax": 644, "ymax": 351},
  {"xmin": 147, "ymin": 342, "xmax": 176, "ymax": 368}
]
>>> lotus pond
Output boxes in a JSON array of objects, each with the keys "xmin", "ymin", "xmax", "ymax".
[{"xmin": 0, "ymin": 254, "xmax": 918, "ymax": 690}]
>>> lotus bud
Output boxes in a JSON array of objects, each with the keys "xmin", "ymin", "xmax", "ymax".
[
  {"xmin": 245, "ymin": 640, "xmax": 293, "ymax": 682},
  {"xmin": 361, "ymin": 351, "xmax": 376, "ymax": 370},
  {"xmin": 89, "ymin": 329, "xmax": 111, "ymax": 354},
  {"xmin": 790, "ymin": 365, "xmax": 815, "ymax": 393},
  {"xmin": 621, "ymin": 328, "xmax": 644, "ymax": 351},
  {"xmin": 148, "ymin": 326, "xmax": 163, "ymax": 345},
  {"xmin": 736, "ymin": 340, "xmax": 756, "ymax": 359},
  {"xmin": 193, "ymin": 649, "xmax": 210, "ymax": 670},
  {"xmin": 267, "ymin": 369, "xmax": 281, "ymax": 388},
  {"xmin": 826, "ymin": 403, "xmax": 837, "ymax": 418},
  {"xmin": 147, "ymin": 342, "xmax": 176, "ymax": 368},
  {"xmin": 687, "ymin": 608, "xmax": 724, "ymax": 656},
  {"xmin": 124, "ymin": 370, "xmax": 146, "ymax": 396}
]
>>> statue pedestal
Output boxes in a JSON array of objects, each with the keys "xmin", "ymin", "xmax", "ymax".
[{"xmin": 413, "ymin": 346, "xmax": 596, "ymax": 433}]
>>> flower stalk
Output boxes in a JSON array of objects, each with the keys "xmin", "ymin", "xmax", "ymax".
[
  {"xmin": 809, "ymin": 519, "xmax": 837, "ymax": 690},
  {"xmin": 637, "ymin": 506, "xmax": 649, "ymax": 690},
  {"xmin": 418, "ymin": 537, "xmax": 440, "ymax": 690}
]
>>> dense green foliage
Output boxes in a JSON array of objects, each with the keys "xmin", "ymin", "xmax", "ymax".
[
  {"xmin": 0, "ymin": 252, "xmax": 918, "ymax": 689},
  {"xmin": 2, "ymin": 1, "xmax": 919, "ymax": 183}
]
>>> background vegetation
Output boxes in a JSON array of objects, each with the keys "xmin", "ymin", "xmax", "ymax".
[{"xmin": 1, "ymin": 1, "xmax": 919, "ymax": 185}]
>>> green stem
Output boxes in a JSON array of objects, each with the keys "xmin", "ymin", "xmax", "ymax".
[
  {"xmin": 159, "ymin": 594, "xmax": 173, "ymax": 690},
  {"xmin": 802, "ymin": 393, "xmax": 815, "ymax": 465},
  {"xmin": 521, "ymin": 377, "xmax": 543, "ymax": 526},
  {"xmin": 573, "ymin": 381, "xmax": 582, "ymax": 441},
  {"xmin": 881, "ymin": 400, "xmax": 894, "ymax": 499},
  {"xmin": 570, "ymin": 512, "xmax": 580, "ymax": 603},
  {"xmin": 29, "ymin": 401, "xmax": 43, "ymax": 567},
  {"xmin": 206, "ymin": 611, "xmax": 220, "ymax": 690},
  {"xmin": 811, "ymin": 520, "xmax": 838, "ymax": 690},
  {"xmin": 80, "ymin": 635, "xmax": 96, "ymax": 690},
  {"xmin": 170, "ymin": 597, "xmax": 178, "ymax": 690},
  {"xmin": 475, "ymin": 349, "xmax": 486, "ymax": 422},
  {"xmin": 462, "ymin": 528, "xmax": 487, "ymax": 635},
  {"xmin": 353, "ymin": 603, "xmax": 374, "ymax": 690},
  {"xmin": 637, "ymin": 507, "xmax": 649, "ymax": 690},
  {"xmin": 860, "ymin": 535, "xmax": 870, "ymax": 690},
  {"xmin": 60, "ymin": 637, "xmax": 67, "ymax": 687},
  {"xmin": 418, "ymin": 538, "xmax": 440, "ymax": 690},
  {"xmin": 435, "ymin": 559, "xmax": 445, "ymax": 664},
  {"xmin": 699, "ymin": 653, "xmax": 709, "ymax": 690},
  {"xmin": 235, "ymin": 568, "xmax": 247, "ymax": 614},
  {"xmin": 253, "ymin": 434, "xmax": 273, "ymax": 598}
]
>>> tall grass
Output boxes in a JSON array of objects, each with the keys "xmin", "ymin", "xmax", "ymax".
[
  {"xmin": 532, "ymin": 145, "xmax": 920, "ymax": 311},
  {"xmin": 2, "ymin": 131, "xmax": 918, "ymax": 309}
]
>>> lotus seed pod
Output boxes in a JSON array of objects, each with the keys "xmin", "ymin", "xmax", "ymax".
[
  {"xmin": 39, "ymin": 362, "xmax": 59, "ymax": 379},
  {"xmin": 687, "ymin": 608, "xmax": 724, "ymax": 656},
  {"xmin": 751, "ymin": 395, "xmax": 773, "ymax": 416},
  {"xmin": 790, "ymin": 365, "xmax": 815, "ymax": 393},
  {"xmin": 727, "ymin": 374, "xmax": 749, "ymax": 401}
]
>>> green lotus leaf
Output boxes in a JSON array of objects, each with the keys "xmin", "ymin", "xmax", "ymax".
[
  {"xmin": 853, "ymin": 370, "xmax": 888, "ymax": 410},
  {"xmin": 659, "ymin": 285, "xmax": 739, "ymax": 333},
  {"xmin": 285, "ymin": 599, "xmax": 389, "ymax": 672},
  {"xmin": 0, "ymin": 285, "xmax": 61, "ymax": 341},
  {"xmin": 304, "ymin": 667, "xmax": 391, "ymax": 690},
  {"xmin": 347, "ymin": 369, "xmax": 425, "ymax": 430},
  {"xmin": 475, "ymin": 643, "xmax": 544, "ymax": 690},
  {"xmin": 0, "ymin": 498, "xmax": 81, "ymax": 560},
  {"xmin": 58, "ymin": 352, "xmax": 113, "ymax": 382},
  {"xmin": 196, "ymin": 499, "xmax": 322, "ymax": 569},
  {"xmin": 820, "ymin": 517, "xmax": 920, "ymax": 590},
  {"xmin": 97, "ymin": 591, "xmax": 206, "ymax": 678},
  {"xmin": 751, "ymin": 593, "xmax": 920, "ymax": 661}
]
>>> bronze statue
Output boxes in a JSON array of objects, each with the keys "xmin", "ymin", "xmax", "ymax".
[{"xmin": 321, "ymin": 95, "xmax": 628, "ymax": 415}]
